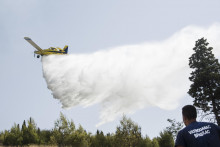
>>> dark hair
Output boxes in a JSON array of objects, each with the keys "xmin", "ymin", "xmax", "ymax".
[{"xmin": 182, "ymin": 105, "xmax": 197, "ymax": 120}]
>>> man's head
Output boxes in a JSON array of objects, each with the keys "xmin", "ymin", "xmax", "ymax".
[{"xmin": 182, "ymin": 105, "xmax": 197, "ymax": 126}]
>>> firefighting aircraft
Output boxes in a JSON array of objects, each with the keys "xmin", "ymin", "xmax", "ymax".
[{"xmin": 24, "ymin": 37, "xmax": 68, "ymax": 58}]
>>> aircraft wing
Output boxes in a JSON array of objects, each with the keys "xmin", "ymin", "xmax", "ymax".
[{"xmin": 24, "ymin": 37, "xmax": 43, "ymax": 51}]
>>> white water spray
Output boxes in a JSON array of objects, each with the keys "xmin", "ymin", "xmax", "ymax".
[{"xmin": 42, "ymin": 24, "xmax": 220, "ymax": 126}]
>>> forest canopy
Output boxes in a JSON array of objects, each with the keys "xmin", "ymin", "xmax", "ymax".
[{"xmin": 0, "ymin": 113, "xmax": 176, "ymax": 147}]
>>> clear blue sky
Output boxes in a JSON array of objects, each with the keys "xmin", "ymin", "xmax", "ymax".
[{"xmin": 1, "ymin": 0, "xmax": 220, "ymax": 138}]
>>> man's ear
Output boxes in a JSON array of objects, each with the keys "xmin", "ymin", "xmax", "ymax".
[
  {"xmin": 182, "ymin": 116, "xmax": 186, "ymax": 121},
  {"xmin": 182, "ymin": 115, "xmax": 187, "ymax": 126}
]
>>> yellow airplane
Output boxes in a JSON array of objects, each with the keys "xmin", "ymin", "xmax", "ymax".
[{"xmin": 24, "ymin": 37, "xmax": 68, "ymax": 58}]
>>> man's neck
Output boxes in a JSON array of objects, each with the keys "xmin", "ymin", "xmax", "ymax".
[{"xmin": 186, "ymin": 119, "xmax": 196, "ymax": 126}]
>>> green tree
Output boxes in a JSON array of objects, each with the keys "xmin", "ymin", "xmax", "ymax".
[
  {"xmin": 151, "ymin": 138, "xmax": 159, "ymax": 147},
  {"xmin": 27, "ymin": 117, "xmax": 38, "ymax": 144},
  {"xmin": 20, "ymin": 118, "xmax": 39, "ymax": 145},
  {"xmin": 48, "ymin": 134, "xmax": 57, "ymax": 145},
  {"xmin": 106, "ymin": 133, "xmax": 115, "ymax": 147},
  {"xmin": 2, "ymin": 130, "xmax": 9, "ymax": 145},
  {"xmin": 188, "ymin": 37, "xmax": 220, "ymax": 125},
  {"xmin": 115, "ymin": 115, "xmax": 142, "ymax": 147},
  {"xmin": 143, "ymin": 136, "xmax": 153, "ymax": 147},
  {"xmin": 0, "ymin": 131, "xmax": 3, "ymax": 145},
  {"xmin": 91, "ymin": 130, "xmax": 108, "ymax": 147},
  {"xmin": 50, "ymin": 112, "xmax": 75, "ymax": 146},
  {"xmin": 157, "ymin": 130, "xmax": 174, "ymax": 147},
  {"xmin": 68, "ymin": 125, "xmax": 90, "ymax": 147},
  {"xmin": 22, "ymin": 120, "xmax": 29, "ymax": 145},
  {"xmin": 38, "ymin": 129, "xmax": 51, "ymax": 145},
  {"xmin": 3, "ymin": 124, "xmax": 22, "ymax": 145},
  {"xmin": 165, "ymin": 119, "xmax": 183, "ymax": 140}
]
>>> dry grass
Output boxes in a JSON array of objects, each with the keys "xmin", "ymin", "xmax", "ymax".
[{"xmin": 0, "ymin": 145, "xmax": 58, "ymax": 147}]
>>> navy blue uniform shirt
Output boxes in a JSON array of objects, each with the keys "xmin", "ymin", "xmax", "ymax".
[{"xmin": 175, "ymin": 121, "xmax": 220, "ymax": 147}]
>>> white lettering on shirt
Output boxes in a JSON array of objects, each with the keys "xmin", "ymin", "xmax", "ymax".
[{"xmin": 188, "ymin": 125, "xmax": 211, "ymax": 138}]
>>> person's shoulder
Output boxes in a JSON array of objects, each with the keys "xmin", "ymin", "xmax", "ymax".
[
  {"xmin": 178, "ymin": 128, "xmax": 185, "ymax": 133},
  {"xmin": 199, "ymin": 121, "xmax": 212, "ymax": 124},
  {"xmin": 178, "ymin": 125, "xmax": 189, "ymax": 134},
  {"xmin": 198, "ymin": 121, "xmax": 220, "ymax": 130},
  {"xmin": 199, "ymin": 121, "xmax": 217, "ymax": 126}
]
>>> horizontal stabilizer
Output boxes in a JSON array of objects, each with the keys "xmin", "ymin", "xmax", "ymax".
[{"xmin": 24, "ymin": 37, "xmax": 42, "ymax": 51}]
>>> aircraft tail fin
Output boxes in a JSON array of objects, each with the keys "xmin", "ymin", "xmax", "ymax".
[{"xmin": 63, "ymin": 45, "xmax": 68, "ymax": 54}]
